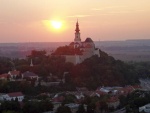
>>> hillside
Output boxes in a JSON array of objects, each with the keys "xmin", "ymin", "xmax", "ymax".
[
  {"xmin": 49, "ymin": 46, "xmax": 141, "ymax": 89},
  {"xmin": 0, "ymin": 48, "xmax": 148, "ymax": 92},
  {"xmin": 69, "ymin": 50, "xmax": 140, "ymax": 89}
]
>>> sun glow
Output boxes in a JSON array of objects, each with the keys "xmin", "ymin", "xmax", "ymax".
[
  {"xmin": 43, "ymin": 19, "xmax": 68, "ymax": 33},
  {"xmin": 51, "ymin": 20, "xmax": 62, "ymax": 29}
]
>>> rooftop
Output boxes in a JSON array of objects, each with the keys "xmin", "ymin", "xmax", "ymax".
[
  {"xmin": 85, "ymin": 38, "xmax": 93, "ymax": 43},
  {"xmin": 0, "ymin": 73, "xmax": 10, "ymax": 78},
  {"xmin": 9, "ymin": 70, "xmax": 20, "ymax": 75},
  {"xmin": 22, "ymin": 71, "xmax": 38, "ymax": 77},
  {"xmin": 8, "ymin": 92, "xmax": 23, "ymax": 97}
]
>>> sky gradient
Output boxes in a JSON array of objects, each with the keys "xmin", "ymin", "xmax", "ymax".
[{"xmin": 0, "ymin": 0, "xmax": 150, "ymax": 42}]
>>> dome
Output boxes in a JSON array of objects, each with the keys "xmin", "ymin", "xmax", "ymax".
[
  {"xmin": 69, "ymin": 42, "xmax": 75, "ymax": 45},
  {"xmin": 85, "ymin": 38, "xmax": 93, "ymax": 42}
]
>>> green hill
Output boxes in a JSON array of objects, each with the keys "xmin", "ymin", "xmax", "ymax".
[{"xmin": 69, "ymin": 50, "xmax": 139, "ymax": 89}]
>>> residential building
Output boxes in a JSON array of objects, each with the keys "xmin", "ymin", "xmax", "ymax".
[
  {"xmin": 22, "ymin": 71, "xmax": 39, "ymax": 81},
  {"xmin": 0, "ymin": 74, "xmax": 10, "ymax": 80},
  {"xmin": 107, "ymin": 96, "xmax": 120, "ymax": 109},
  {"xmin": 0, "ymin": 92, "xmax": 24, "ymax": 102},
  {"xmin": 139, "ymin": 103, "xmax": 150, "ymax": 113},
  {"xmin": 8, "ymin": 70, "xmax": 20, "ymax": 78}
]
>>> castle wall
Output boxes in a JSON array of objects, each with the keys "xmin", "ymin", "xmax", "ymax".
[
  {"xmin": 94, "ymin": 49, "xmax": 100, "ymax": 57},
  {"xmin": 64, "ymin": 55, "xmax": 82, "ymax": 65}
]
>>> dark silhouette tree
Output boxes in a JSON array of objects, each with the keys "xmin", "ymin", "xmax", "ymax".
[
  {"xmin": 76, "ymin": 104, "xmax": 86, "ymax": 113},
  {"xmin": 55, "ymin": 104, "xmax": 72, "ymax": 113}
]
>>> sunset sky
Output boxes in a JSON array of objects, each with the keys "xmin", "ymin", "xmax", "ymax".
[{"xmin": 0, "ymin": 0, "xmax": 150, "ymax": 42}]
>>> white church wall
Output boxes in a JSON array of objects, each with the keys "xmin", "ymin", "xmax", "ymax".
[
  {"xmin": 94, "ymin": 49, "xmax": 100, "ymax": 57},
  {"xmin": 64, "ymin": 55, "xmax": 82, "ymax": 65}
]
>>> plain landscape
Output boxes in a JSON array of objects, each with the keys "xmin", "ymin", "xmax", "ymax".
[{"xmin": 1, "ymin": 39, "xmax": 150, "ymax": 62}]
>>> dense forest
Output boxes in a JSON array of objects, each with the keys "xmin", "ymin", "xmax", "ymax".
[{"xmin": 0, "ymin": 47, "xmax": 150, "ymax": 93}]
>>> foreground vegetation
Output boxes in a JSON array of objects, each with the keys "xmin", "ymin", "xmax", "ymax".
[
  {"xmin": 0, "ymin": 48, "xmax": 150, "ymax": 94},
  {"xmin": 1, "ymin": 47, "xmax": 150, "ymax": 113}
]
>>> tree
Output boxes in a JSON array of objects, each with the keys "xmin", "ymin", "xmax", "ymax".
[
  {"xmin": 63, "ymin": 94, "xmax": 76, "ymax": 104},
  {"xmin": 87, "ymin": 103, "xmax": 95, "ymax": 113},
  {"xmin": 119, "ymin": 95, "xmax": 127, "ymax": 107},
  {"xmin": 76, "ymin": 104, "xmax": 86, "ymax": 113},
  {"xmin": 22, "ymin": 101, "xmax": 40, "ymax": 113},
  {"xmin": 22, "ymin": 100, "xmax": 53, "ymax": 113},
  {"xmin": 0, "ymin": 100, "xmax": 21, "ymax": 112},
  {"xmin": 39, "ymin": 100, "xmax": 53, "ymax": 112},
  {"xmin": 2, "ymin": 110, "xmax": 18, "ymax": 113},
  {"xmin": 52, "ymin": 46, "xmax": 82, "ymax": 55},
  {"xmin": 55, "ymin": 104, "xmax": 72, "ymax": 113}
]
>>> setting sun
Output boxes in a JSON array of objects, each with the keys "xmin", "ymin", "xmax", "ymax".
[
  {"xmin": 51, "ymin": 20, "xmax": 62, "ymax": 29},
  {"xmin": 42, "ymin": 19, "xmax": 68, "ymax": 33}
]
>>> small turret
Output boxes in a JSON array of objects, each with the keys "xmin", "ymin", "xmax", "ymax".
[{"xmin": 30, "ymin": 59, "xmax": 33, "ymax": 67}]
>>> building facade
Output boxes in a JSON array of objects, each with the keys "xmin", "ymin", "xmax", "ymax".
[{"xmin": 0, "ymin": 92, "xmax": 24, "ymax": 102}]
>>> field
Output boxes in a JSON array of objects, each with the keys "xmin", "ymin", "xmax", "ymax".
[{"xmin": 0, "ymin": 39, "xmax": 150, "ymax": 62}]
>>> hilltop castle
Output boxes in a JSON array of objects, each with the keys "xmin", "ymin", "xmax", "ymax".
[{"xmin": 64, "ymin": 20, "xmax": 100, "ymax": 64}]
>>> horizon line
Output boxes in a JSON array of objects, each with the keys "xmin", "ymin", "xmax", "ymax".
[{"xmin": 0, "ymin": 38, "xmax": 150, "ymax": 44}]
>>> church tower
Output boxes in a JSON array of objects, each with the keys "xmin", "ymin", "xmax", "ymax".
[{"xmin": 74, "ymin": 20, "xmax": 81, "ymax": 43}]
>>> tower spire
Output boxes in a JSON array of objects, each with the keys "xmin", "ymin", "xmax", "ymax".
[
  {"xmin": 75, "ymin": 19, "xmax": 80, "ymax": 33},
  {"xmin": 74, "ymin": 20, "xmax": 81, "ymax": 43}
]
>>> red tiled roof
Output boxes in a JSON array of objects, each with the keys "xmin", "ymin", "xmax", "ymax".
[
  {"xmin": 9, "ymin": 70, "xmax": 20, "ymax": 75},
  {"xmin": 121, "ymin": 86, "xmax": 134, "ymax": 94},
  {"xmin": 0, "ymin": 74, "xmax": 10, "ymax": 78},
  {"xmin": 52, "ymin": 96, "xmax": 65, "ymax": 102},
  {"xmin": 8, "ymin": 92, "xmax": 23, "ymax": 97},
  {"xmin": 132, "ymin": 85, "xmax": 142, "ymax": 89}
]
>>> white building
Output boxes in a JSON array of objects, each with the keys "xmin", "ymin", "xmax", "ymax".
[
  {"xmin": 107, "ymin": 96, "xmax": 120, "ymax": 109},
  {"xmin": 22, "ymin": 71, "xmax": 39, "ymax": 81},
  {"xmin": 139, "ymin": 78, "xmax": 150, "ymax": 90},
  {"xmin": 0, "ymin": 92, "xmax": 24, "ymax": 102},
  {"xmin": 8, "ymin": 70, "xmax": 20, "ymax": 78},
  {"xmin": 139, "ymin": 103, "xmax": 150, "ymax": 113}
]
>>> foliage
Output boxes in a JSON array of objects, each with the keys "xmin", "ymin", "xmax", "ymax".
[
  {"xmin": 120, "ymin": 90, "xmax": 150, "ymax": 112},
  {"xmin": 63, "ymin": 94, "xmax": 76, "ymax": 104},
  {"xmin": 52, "ymin": 45, "xmax": 83, "ymax": 55},
  {"xmin": 22, "ymin": 100, "xmax": 53, "ymax": 113},
  {"xmin": 2, "ymin": 111, "xmax": 19, "ymax": 113},
  {"xmin": 87, "ymin": 103, "xmax": 95, "ymax": 113},
  {"xmin": 76, "ymin": 104, "xmax": 86, "ymax": 113},
  {"xmin": 55, "ymin": 104, "xmax": 72, "ymax": 113},
  {"xmin": 83, "ymin": 95, "xmax": 108, "ymax": 113},
  {"xmin": 128, "ymin": 61, "xmax": 150, "ymax": 78},
  {"xmin": 0, "ymin": 100, "xmax": 21, "ymax": 113},
  {"xmin": 70, "ymin": 50, "xmax": 140, "ymax": 89},
  {"xmin": 0, "ymin": 49, "xmax": 150, "ymax": 94},
  {"xmin": 0, "ymin": 57, "xmax": 12, "ymax": 74}
]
